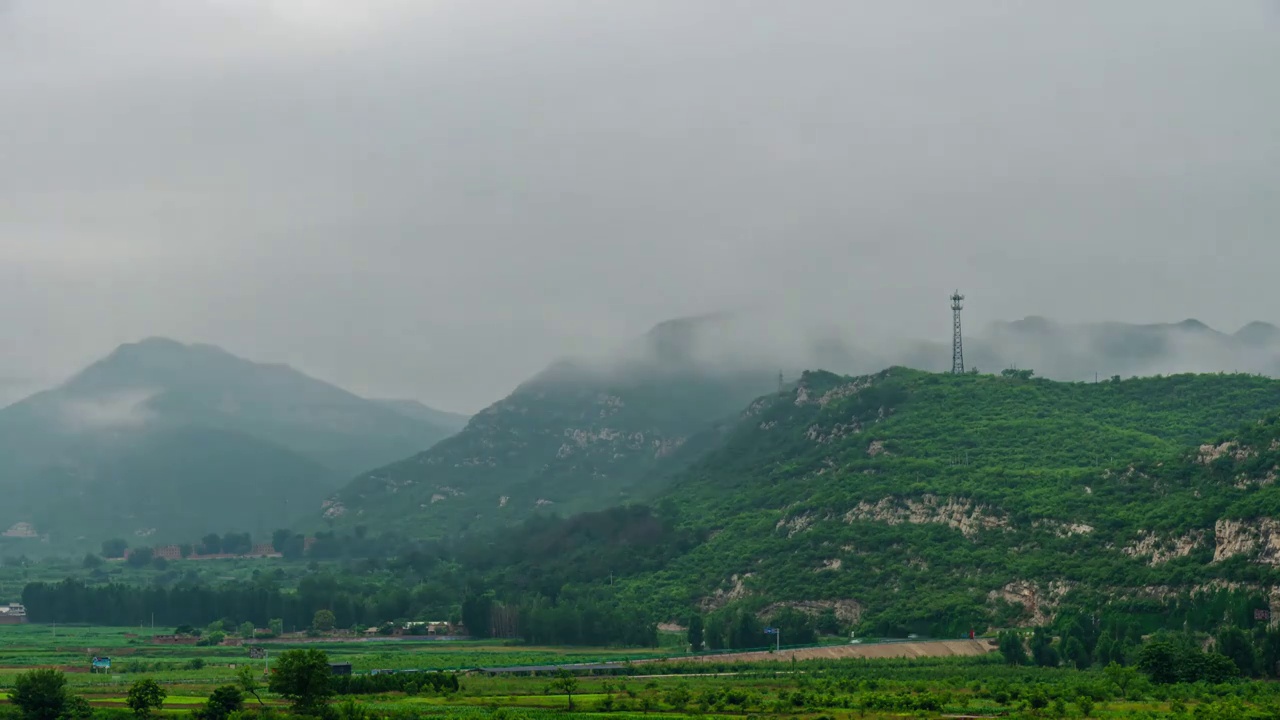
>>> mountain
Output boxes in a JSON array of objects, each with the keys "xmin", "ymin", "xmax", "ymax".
[
  {"xmin": 0, "ymin": 337, "xmax": 458, "ymax": 543},
  {"xmin": 322, "ymin": 317, "xmax": 779, "ymax": 538},
  {"xmin": 298, "ymin": 366, "xmax": 1280, "ymax": 645},
  {"xmin": 600, "ymin": 367, "xmax": 1280, "ymax": 634},
  {"xmin": 324, "ymin": 313, "xmax": 1280, "ymax": 537},
  {"xmin": 371, "ymin": 399, "xmax": 470, "ymax": 434},
  {"xmin": 962, "ymin": 317, "xmax": 1280, "ymax": 380}
]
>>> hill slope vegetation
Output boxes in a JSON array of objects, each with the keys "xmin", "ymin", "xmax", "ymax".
[
  {"xmin": 0, "ymin": 338, "xmax": 459, "ymax": 543},
  {"xmin": 616, "ymin": 368, "xmax": 1280, "ymax": 634}
]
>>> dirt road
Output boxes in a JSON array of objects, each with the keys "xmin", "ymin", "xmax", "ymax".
[{"xmin": 637, "ymin": 639, "xmax": 997, "ymax": 665}]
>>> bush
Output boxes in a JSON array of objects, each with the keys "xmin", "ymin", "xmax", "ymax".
[
  {"xmin": 10, "ymin": 668, "xmax": 71, "ymax": 720},
  {"xmin": 126, "ymin": 679, "xmax": 166, "ymax": 718}
]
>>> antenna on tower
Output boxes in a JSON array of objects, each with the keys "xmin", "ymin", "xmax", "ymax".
[
  {"xmin": 950, "ymin": 290, "xmax": 965, "ymax": 374},
  {"xmin": 778, "ymin": 371, "xmax": 784, "ymax": 394}
]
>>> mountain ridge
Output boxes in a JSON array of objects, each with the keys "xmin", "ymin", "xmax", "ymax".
[
  {"xmin": 0, "ymin": 337, "xmax": 460, "ymax": 545},
  {"xmin": 322, "ymin": 313, "xmax": 1280, "ymax": 540}
]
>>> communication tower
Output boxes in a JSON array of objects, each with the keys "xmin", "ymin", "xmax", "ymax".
[{"xmin": 950, "ymin": 291, "xmax": 965, "ymax": 374}]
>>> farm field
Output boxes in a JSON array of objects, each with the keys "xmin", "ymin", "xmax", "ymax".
[
  {"xmin": 0, "ymin": 625, "xmax": 664, "ymax": 686},
  {"xmin": 1, "ymin": 625, "xmax": 1279, "ymax": 718}
]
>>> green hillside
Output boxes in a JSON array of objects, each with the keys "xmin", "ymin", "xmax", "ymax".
[
  {"xmin": 24, "ymin": 368, "xmax": 1280, "ymax": 653},
  {"xmin": 241, "ymin": 367, "xmax": 1280, "ymax": 645},
  {"xmin": 0, "ymin": 338, "xmax": 458, "ymax": 546},
  {"xmin": 21, "ymin": 426, "xmax": 339, "ymax": 541},
  {"xmin": 611, "ymin": 368, "xmax": 1280, "ymax": 634},
  {"xmin": 323, "ymin": 361, "xmax": 772, "ymax": 538}
]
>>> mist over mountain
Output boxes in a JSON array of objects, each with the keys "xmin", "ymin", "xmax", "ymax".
[
  {"xmin": 370, "ymin": 400, "xmax": 471, "ymax": 434},
  {"xmin": 600, "ymin": 309, "xmax": 1280, "ymax": 383},
  {"xmin": 322, "ymin": 311, "xmax": 1280, "ymax": 538},
  {"xmin": 322, "ymin": 316, "xmax": 779, "ymax": 537},
  {"xmin": 0, "ymin": 338, "xmax": 462, "ymax": 544}
]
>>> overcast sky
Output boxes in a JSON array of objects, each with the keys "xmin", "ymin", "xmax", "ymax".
[{"xmin": 2, "ymin": 1, "xmax": 1278, "ymax": 412}]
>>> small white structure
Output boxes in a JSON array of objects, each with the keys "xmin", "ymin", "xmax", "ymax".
[{"xmin": 0, "ymin": 603, "xmax": 27, "ymax": 624}]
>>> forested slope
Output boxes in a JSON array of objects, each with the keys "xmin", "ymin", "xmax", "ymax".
[
  {"xmin": 26, "ymin": 367, "xmax": 1280, "ymax": 649},
  {"xmin": 609, "ymin": 368, "xmax": 1280, "ymax": 635}
]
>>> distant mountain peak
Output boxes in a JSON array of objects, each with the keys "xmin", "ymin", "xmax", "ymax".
[
  {"xmin": 1173, "ymin": 318, "xmax": 1217, "ymax": 334},
  {"xmin": 130, "ymin": 336, "xmax": 188, "ymax": 348},
  {"xmin": 993, "ymin": 316, "xmax": 1059, "ymax": 334},
  {"xmin": 1234, "ymin": 321, "xmax": 1280, "ymax": 346}
]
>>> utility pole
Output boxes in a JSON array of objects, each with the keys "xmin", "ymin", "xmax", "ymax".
[{"xmin": 950, "ymin": 291, "xmax": 965, "ymax": 374}]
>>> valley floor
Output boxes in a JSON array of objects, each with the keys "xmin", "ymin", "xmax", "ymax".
[{"xmin": 0, "ymin": 626, "xmax": 1276, "ymax": 718}]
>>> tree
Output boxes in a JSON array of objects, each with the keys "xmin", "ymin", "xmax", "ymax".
[
  {"xmin": 1030, "ymin": 626, "xmax": 1060, "ymax": 667},
  {"xmin": 101, "ymin": 538, "xmax": 128, "ymax": 559},
  {"xmin": 1063, "ymin": 636, "xmax": 1090, "ymax": 670},
  {"xmin": 125, "ymin": 547, "xmax": 154, "ymax": 568},
  {"xmin": 11, "ymin": 668, "xmax": 71, "ymax": 720},
  {"xmin": 687, "ymin": 613, "xmax": 704, "ymax": 652},
  {"xmin": 547, "ymin": 669, "xmax": 579, "ymax": 710},
  {"xmin": 222, "ymin": 532, "xmax": 252, "ymax": 556},
  {"xmin": 767, "ymin": 607, "xmax": 818, "ymax": 646},
  {"xmin": 62, "ymin": 696, "xmax": 93, "ymax": 720},
  {"xmin": 272, "ymin": 529, "xmax": 305, "ymax": 559},
  {"xmin": 200, "ymin": 685, "xmax": 243, "ymax": 720},
  {"xmin": 268, "ymin": 648, "xmax": 334, "ymax": 716},
  {"xmin": 998, "ymin": 630, "xmax": 1028, "ymax": 665},
  {"xmin": 1104, "ymin": 662, "xmax": 1138, "ymax": 699},
  {"xmin": 236, "ymin": 665, "xmax": 265, "ymax": 706},
  {"xmin": 663, "ymin": 684, "xmax": 691, "ymax": 711},
  {"xmin": 1216, "ymin": 626, "xmax": 1259, "ymax": 677},
  {"xmin": 81, "ymin": 553, "xmax": 103, "ymax": 569},
  {"xmin": 126, "ymin": 678, "xmax": 166, "ymax": 718},
  {"xmin": 1094, "ymin": 634, "xmax": 1123, "ymax": 667},
  {"xmin": 313, "ymin": 608, "xmax": 336, "ymax": 632},
  {"xmin": 200, "ymin": 533, "xmax": 222, "ymax": 555},
  {"xmin": 238, "ymin": 621, "xmax": 256, "ymax": 640},
  {"xmin": 1075, "ymin": 695, "xmax": 1095, "ymax": 718},
  {"xmin": 269, "ymin": 618, "xmax": 284, "ymax": 637}
]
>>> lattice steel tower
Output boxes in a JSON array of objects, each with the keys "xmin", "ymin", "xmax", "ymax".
[{"xmin": 950, "ymin": 290, "xmax": 965, "ymax": 374}]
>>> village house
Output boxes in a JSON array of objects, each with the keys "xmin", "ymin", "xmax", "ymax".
[{"xmin": 0, "ymin": 603, "xmax": 27, "ymax": 625}]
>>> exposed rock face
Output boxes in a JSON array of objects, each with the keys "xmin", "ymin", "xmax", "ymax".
[
  {"xmin": 815, "ymin": 558, "xmax": 843, "ymax": 572},
  {"xmin": 1, "ymin": 522, "xmax": 38, "ymax": 538},
  {"xmin": 1033, "ymin": 520, "xmax": 1094, "ymax": 537},
  {"xmin": 1213, "ymin": 518, "xmax": 1280, "ymax": 564},
  {"xmin": 986, "ymin": 580, "xmax": 1074, "ymax": 626},
  {"xmin": 701, "ymin": 573, "xmax": 754, "ymax": 611},
  {"xmin": 1235, "ymin": 467, "xmax": 1278, "ymax": 489},
  {"xmin": 817, "ymin": 379, "xmax": 875, "ymax": 407},
  {"xmin": 775, "ymin": 512, "xmax": 819, "ymax": 538},
  {"xmin": 866, "ymin": 440, "xmax": 890, "ymax": 457},
  {"xmin": 806, "ymin": 420, "xmax": 862, "ymax": 444},
  {"xmin": 989, "ymin": 581, "xmax": 1046, "ymax": 625},
  {"xmin": 844, "ymin": 495, "xmax": 1007, "ymax": 538},
  {"xmin": 1123, "ymin": 530, "xmax": 1205, "ymax": 566},
  {"xmin": 757, "ymin": 599, "xmax": 863, "ymax": 624},
  {"xmin": 1197, "ymin": 441, "xmax": 1255, "ymax": 465}
]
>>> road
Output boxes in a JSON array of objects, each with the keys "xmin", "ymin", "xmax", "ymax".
[{"xmin": 635, "ymin": 638, "xmax": 997, "ymax": 665}]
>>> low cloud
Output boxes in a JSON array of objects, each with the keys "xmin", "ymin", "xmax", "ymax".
[{"xmin": 56, "ymin": 388, "xmax": 160, "ymax": 432}]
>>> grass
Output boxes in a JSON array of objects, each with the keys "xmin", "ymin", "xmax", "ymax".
[{"xmin": 2, "ymin": 624, "xmax": 1279, "ymax": 717}]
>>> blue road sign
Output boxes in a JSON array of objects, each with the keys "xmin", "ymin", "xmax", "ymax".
[{"xmin": 764, "ymin": 628, "xmax": 778, "ymax": 635}]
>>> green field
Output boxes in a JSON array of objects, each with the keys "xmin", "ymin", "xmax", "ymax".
[{"xmin": 1, "ymin": 624, "xmax": 1278, "ymax": 718}]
